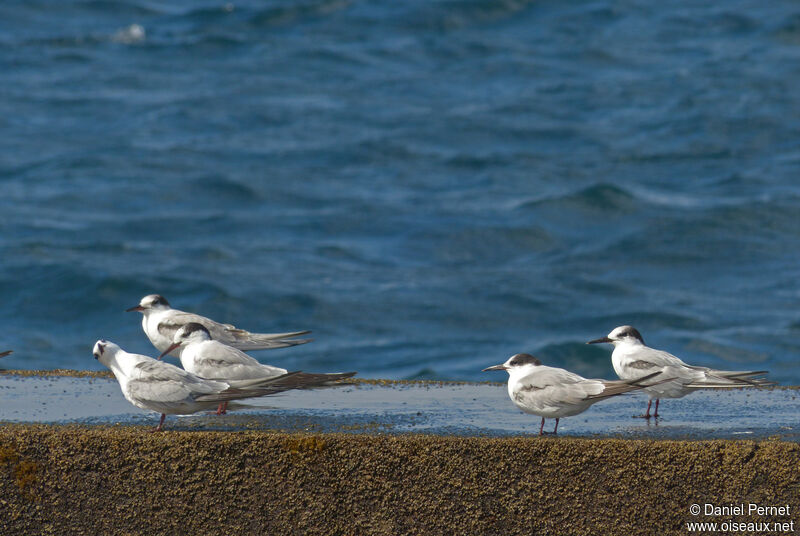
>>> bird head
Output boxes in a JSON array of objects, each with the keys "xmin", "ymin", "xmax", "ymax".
[{"xmin": 126, "ymin": 294, "xmax": 171, "ymax": 313}]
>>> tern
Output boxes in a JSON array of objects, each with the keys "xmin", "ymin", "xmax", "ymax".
[
  {"xmin": 588, "ymin": 325, "xmax": 774, "ymax": 418},
  {"xmin": 126, "ymin": 294, "xmax": 311, "ymax": 358},
  {"xmin": 0, "ymin": 350, "xmax": 11, "ymax": 358},
  {"xmin": 159, "ymin": 322, "xmax": 356, "ymax": 414},
  {"xmin": 483, "ymin": 353, "xmax": 666, "ymax": 435},
  {"xmin": 93, "ymin": 340, "xmax": 344, "ymax": 431}
]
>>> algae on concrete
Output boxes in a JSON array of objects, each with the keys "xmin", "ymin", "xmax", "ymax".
[{"xmin": 0, "ymin": 425, "xmax": 798, "ymax": 535}]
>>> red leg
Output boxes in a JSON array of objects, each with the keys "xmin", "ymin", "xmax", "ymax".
[
  {"xmin": 539, "ymin": 417, "xmax": 545, "ymax": 436},
  {"xmin": 149, "ymin": 413, "xmax": 166, "ymax": 432},
  {"xmin": 635, "ymin": 399, "xmax": 652, "ymax": 419},
  {"xmin": 216, "ymin": 403, "xmax": 226, "ymax": 415},
  {"xmin": 553, "ymin": 418, "xmax": 559, "ymax": 434},
  {"xmin": 653, "ymin": 399, "xmax": 660, "ymax": 418}
]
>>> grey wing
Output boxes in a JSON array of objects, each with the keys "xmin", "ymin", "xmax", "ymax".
[
  {"xmin": 214, "ymin": 326, "xmax": 313, "ymax": 350},
  {"xmin": 124, "ymin": 360, "xmax": 235, "ymax": 413},
  {"xmin": 167, "ymin": 311, "xmax": 312, "ymax": 350},
  {"xmin": 130, "ymin": 360, "xmax": 224, "ymax": 396},
  {"xmin": 191, "ymin": 343, "xmax": 287, "ymax": 380},
  {"xmin": 125, "ymin": 377, "xmax": 197, "ymax": 408},
  {"xmin": 132, "ymin": 359, "xmax": 201, "ymax": 383},
  {"xmin": 515, "ymin": 368, "xmax": 603, "ymax": 406},
  {"xmin": 200, "ymin": 343, "xmax": 266, "ymax": 366},
  {"xmin": 157, "ymin": 310, "xmax": 218, "ymax": 336},
  {"xmin": 632, "ymin": 348, "xmax": 773, "ymax": 387},
  {"xmin": 631, "ymin": 347, "xmax": 689, "ymax": 368},
  {"xmin": 156, "ymin": 318, "xmax": 186, "ymax": 343},
  {"xmin": 156, "ymin": 310, "xmax": 247, "ymax": 342},
  {"xmin": 626, "ymin": 360, "xmax": 662, "ymax": 371}
]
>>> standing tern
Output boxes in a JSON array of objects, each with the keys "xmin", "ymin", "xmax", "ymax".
[
  {"xmin": 159, "ymin": 322, "xmax": 356, "ymax": 414},
  {"xmin": 126, "ymin": 294, "xmax": 312, "ymax": 358},
  {"xmin": 483, "ymin": 353, "xmax": 666, "ymax": 435},
  {"xmin": 93, "ymin": 340, "xmax": 343, "ymax": 431},
  {"xmin": 588, "ymin": 325, "xmax": 774, "ymax": 418}
]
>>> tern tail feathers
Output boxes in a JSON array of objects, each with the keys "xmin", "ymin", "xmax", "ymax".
[
  {"xmin": 230, "ymin": 335, "xmax": 313, "ymax": 351},
  {"xmin": 227, "ymin": 329, "xmax": 311, "ymax": 340},
  {"xmin": 0, "ymin": 350, "xmax": 11, "ymax": 358},
  {"xmin": 684, "ymin": 379, "xmax": 776, "ymax": 389},
  {"xmin": 588, "ymin": 371, "xmax": 666, "ymax": 400},
  {"xmin": 194, "ymin": 386, "xmax": 288, "ymax": 403},
  {"xmin": 194, "ymin": 371, "xmax": 357, "ymax": 403},
  {"xmin": 225, "ymin": 370, "xmax": 304, "ymax": 390},
  {"xmin": 685, "ymin": 370, "xmax": 775, "ymax": 389},
  {"xmin": 229, "ymin": 370, "xmax": 356, "ymax": 390},
  {"xmin": 284, "ymin": 371, "xmax": 357, "ymax": 388},
  {"xmin": 194, "ymin": 371, "xmax": 303, "ymax": 402}
]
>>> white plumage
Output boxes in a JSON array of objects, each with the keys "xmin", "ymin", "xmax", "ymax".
[
  {"xmin": 160, "ymin": 323, "xmax": 356, "ymax": 414},
  {"xmin": 588, "ymin": 325, "xmax": 774, "ymax": 418},
  {"xmin": 93, "ymin": 340, "xmax": 338, "ymax": 431},
  {"xmin": 126, "ymin": 294, "xmax": 311, "ymax": 357},
  {"xmin": 483, "ymin": 353, "xmax": 664, "ymax": 435}
]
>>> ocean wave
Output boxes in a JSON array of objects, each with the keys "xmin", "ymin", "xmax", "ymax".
[
  {"xmin": 392, "ymin": 0, "xmax": 537, "ymax": 32},
  {"xmin": 404, "ymin": 225, "xmax": 554, "ymax": 264},
  {"xmin": 190, "ymin": 175, "xmax": 263, "ymax": 202},
  {"xmin": 684, "ymin": 338, "xmax": 769, "ymax": 366},
  {"xmin": 246, "ymin": 0, "xmax": 352, "ymax": 29},
  {"xmin": 517, "ymin": 183, "xmax": 640, "ymax": 215},
  {"xmin": 618, "ymin": 198, "xmax": 800, "ymax": 258},
  {"xmin": 579, "ymin": 311, "xmax": 711, "ymax": 333},
  {"xmin": 111, "ymin": 23, "xmax": 145, "ymax": 44},
  {"xmin": 80, "ymin": 0, "xmax": 163, "ymax": 17},
  {"xmin": 774, "ymin": 13, "xmax": 800, "ymax": 44},
  {"xmin": 533, "ymin": 342, "xmax": 614, "ymax": 379}
]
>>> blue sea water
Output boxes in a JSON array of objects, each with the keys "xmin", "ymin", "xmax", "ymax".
[{"xmin": 1, "ymin": 0, "xmax": 799, "ymax": 382}]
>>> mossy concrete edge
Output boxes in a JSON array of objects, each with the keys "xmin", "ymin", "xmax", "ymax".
[{"xmin": 0, "ymin": 425, "xmax": 798, "ymax": 535}]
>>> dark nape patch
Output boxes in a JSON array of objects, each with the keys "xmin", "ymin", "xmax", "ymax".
[
  {"xmin": 510, "ymin": 353, "xmax": 543, "ymax": 367},
  {"xmin": 182, "ymin": 322, "xmax": 210, "ymax": 337},
  {"xmin": 621, "ymin": 327, "xmax": 645, "ymax": 345}
]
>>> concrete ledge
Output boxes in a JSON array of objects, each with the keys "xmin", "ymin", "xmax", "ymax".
[{"xmin": 1, "ymin": 426, "xmax": 798, "ymax": 535}]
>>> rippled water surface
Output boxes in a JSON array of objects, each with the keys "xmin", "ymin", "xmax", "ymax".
[{"xmin": 1, "ymin": 0, "xmax": 799, "ymax": 381}]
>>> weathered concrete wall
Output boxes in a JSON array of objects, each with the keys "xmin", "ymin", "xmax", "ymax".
[{"xmin": 0, "ymin": 426, "xmax": 798, "ymax": 535}]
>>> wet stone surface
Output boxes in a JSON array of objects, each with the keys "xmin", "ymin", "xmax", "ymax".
[{"xmin": 0, "ymin": 372, "xmax": 797, "ymax": 440}]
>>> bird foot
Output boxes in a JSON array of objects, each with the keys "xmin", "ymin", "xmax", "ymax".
[{"xmin": 633, "ymin": 414, "xmax": 652, "ymax": 419}]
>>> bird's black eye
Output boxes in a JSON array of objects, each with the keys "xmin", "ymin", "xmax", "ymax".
[{"xmin": 93, "ymin": 353, "xmax": 100, "ymax": 360}]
